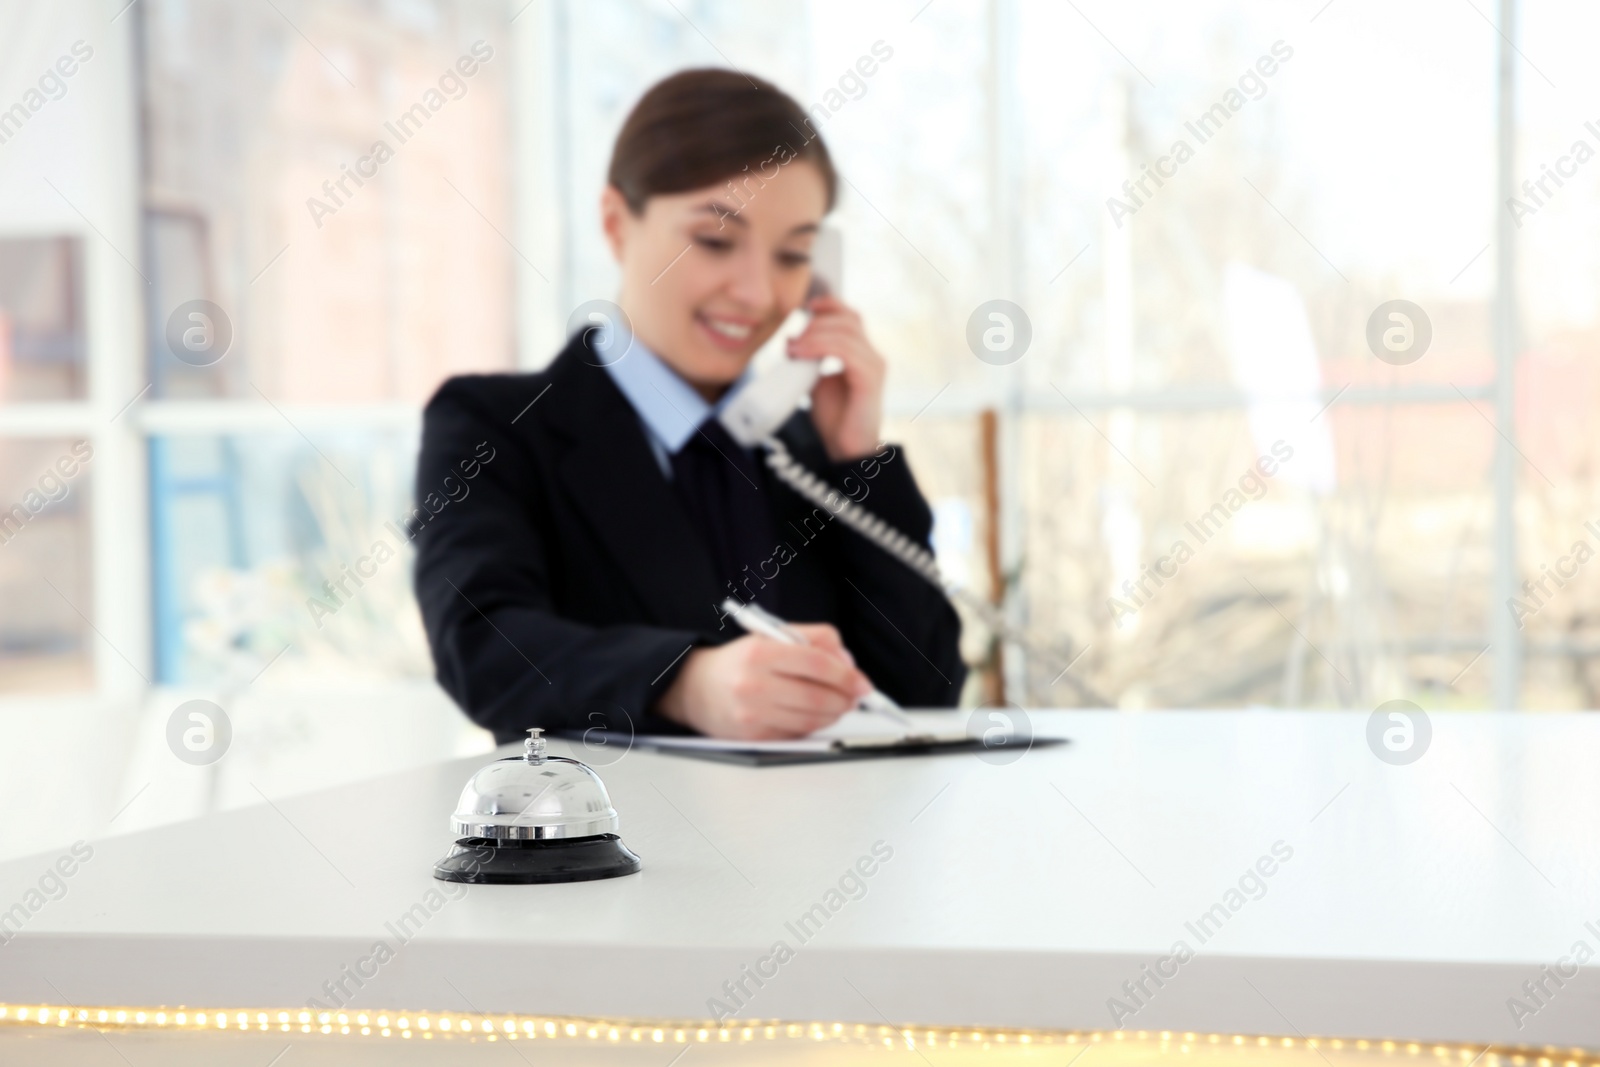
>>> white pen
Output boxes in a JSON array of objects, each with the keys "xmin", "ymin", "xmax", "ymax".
[{"xmin": 719, "ymin": 597, "xmax": 919, "ymax": 729}]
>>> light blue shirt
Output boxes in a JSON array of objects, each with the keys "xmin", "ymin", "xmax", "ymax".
[{"xmin": 601, "ymin": 329, "xmax": 752, "ymax": 478}]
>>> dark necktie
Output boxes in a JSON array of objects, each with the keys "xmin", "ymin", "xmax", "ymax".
[{"xmin": 668, "ymin": 418, "xmax": 779, "ymax": 610}]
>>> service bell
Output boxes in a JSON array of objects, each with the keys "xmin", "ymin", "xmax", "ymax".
[{"xmin": 433, "ymin": 728, "xmax": 642, "ymax": 884}]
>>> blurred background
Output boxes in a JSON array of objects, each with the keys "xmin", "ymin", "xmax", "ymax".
[{"xmin": 2, "ymin": 0, "xmax": 1597, "ymax": 857}]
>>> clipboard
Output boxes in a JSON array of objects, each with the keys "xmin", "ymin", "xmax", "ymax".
[
  {"xmin": 631, "ymin": 733, "xmax": 1068, "ymax": 766},
  {"xmin": 585, "ymin": 710, "xmax": 1068, "ymax": 766}
]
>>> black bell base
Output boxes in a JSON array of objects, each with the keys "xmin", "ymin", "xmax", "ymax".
[{"xmin": 433, "ymin": 834, "xmax": 642, "ymax": 884}]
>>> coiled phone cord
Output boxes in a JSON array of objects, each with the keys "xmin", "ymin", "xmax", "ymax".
[{"xmin": 761, "ymin": 437, "xmax": 1107, "ymax": 704}]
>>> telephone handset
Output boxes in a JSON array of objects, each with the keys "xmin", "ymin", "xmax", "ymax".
[
  {"xmin": 718, "ymin": 226, "xmax": 837, "ymax": 446},
  {"xmin": 717, "ymin": 230, "xmax": 1103, "ymax": 703},
  {"xmin": 717, "ymin": 357, "xmax": 821, "ymax": 448}
]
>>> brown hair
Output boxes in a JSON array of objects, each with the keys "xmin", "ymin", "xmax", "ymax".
[{"xmin": 607, "ymin": 68, "xmax": 837, "ymax": 214}]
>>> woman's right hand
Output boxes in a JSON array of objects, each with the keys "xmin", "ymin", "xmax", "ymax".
[{"xmin": 656, "ymin": 624, "xmax": 873, "ymax": 740}]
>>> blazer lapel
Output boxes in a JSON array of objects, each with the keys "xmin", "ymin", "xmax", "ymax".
[{"xmin": 541, "ymin": 338, "xmax": 722, "ymax": 630}]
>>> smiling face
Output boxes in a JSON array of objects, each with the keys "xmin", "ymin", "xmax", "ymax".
[{"xmin": 602, "ymin": 160, "xmax": 828, "ymax": 400}]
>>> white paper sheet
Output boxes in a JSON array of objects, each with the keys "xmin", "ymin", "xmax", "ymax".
[{"xmin": 634, "ymin": 709, "xmax": 971, "ymax": 754}]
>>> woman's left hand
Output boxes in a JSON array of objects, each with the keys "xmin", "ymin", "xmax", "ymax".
[{"xmin": 786, "ymin": 295, "xmax": 885, "ymax": 463}]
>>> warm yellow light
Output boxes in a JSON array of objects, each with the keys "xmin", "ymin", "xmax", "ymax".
[{"xmin": 0, "ymin": 1001, "xmax": 1593, "ymax": 1067}]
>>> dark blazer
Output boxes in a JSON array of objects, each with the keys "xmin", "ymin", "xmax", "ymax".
[{"xmin": 411, "ymin": 333, "xmax": 966, "ymax": 743}]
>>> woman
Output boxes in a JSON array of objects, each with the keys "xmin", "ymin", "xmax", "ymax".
[{"xmin": 413, "ymin": 68, "xmax": 964, "ymax": 743}]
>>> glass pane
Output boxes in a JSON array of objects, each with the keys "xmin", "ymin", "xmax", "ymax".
[
  {"xmin": 1004, "ymin": 0, "xmax": 1496, "ymax": 394},
  {"xmin": 0, "ymin": 238, "xmax": 86, "ymax": 403},
  {"xmin": 0, "ymin": 437, "xmax": 94, "ymax": 691},
  {"xmin": 140, "ymin": 0, "xmax": 516, "ymax": 402},
  {"xmin": 149, "ymin": 430, "xmax": 426, "ymax": 685},
  {"xmin": 1013, "ymin": 403, "xmax": 1497, "ymax": 708},
  {"xmin": 1515, "ymin": 1, "xmax": 1600, "ymax": 710}
]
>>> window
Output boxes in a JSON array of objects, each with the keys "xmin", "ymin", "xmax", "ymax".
[{"xmin": 3, "ymin": 0, "xmax": 1591, "ymax": 713}]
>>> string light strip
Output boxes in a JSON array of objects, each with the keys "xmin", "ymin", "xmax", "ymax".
[{"xmin": 0, "ymin": 1004, "xmax": 1595, "ymax": 1064}]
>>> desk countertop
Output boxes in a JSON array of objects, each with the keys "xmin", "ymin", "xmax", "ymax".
[{"xmin": 2, "ymin": 710, "xmax": 1597, "ymax": 1047}]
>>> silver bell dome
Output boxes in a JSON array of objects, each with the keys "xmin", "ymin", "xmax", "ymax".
[{"xmin": 449, "ymin": 729, "xmax": 621, "ymax": 840}]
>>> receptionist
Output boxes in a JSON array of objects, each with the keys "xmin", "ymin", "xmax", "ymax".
[{"xmin": 412, "ymin": 69, "xmax": 964, "ymax": 742}]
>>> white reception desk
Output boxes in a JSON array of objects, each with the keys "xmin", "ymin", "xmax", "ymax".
[{"xmin": 2, "ymin": 710, "xmax": 1598, "ymax": 1064}]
